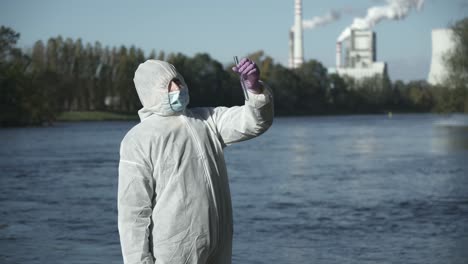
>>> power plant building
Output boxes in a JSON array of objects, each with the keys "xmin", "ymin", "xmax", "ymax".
[
  {"xmin": 287, "ymin": 0, "xmax": 388, "ymax": 79},
  {"xmin": 330, "ymin": 29, "xmax": 387, "ymax": 80}
]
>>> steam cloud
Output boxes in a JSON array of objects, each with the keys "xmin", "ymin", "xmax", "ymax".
[
  {"xmin": 337, "ymin": 0, "xmax": 424, "ymax": 42},
  {"xmin": 303, "ymin": 10, "xmax": 341, "ymax": 29}
]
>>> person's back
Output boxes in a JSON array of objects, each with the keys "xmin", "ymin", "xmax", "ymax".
[{"xmin": 118, "ymin": 59, "xmax": 273, "ymax": 264}]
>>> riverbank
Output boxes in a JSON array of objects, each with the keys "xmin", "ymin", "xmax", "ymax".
[
  {"xmin": 55, "ymin": 111, "xmax": 466, "ymax": 122},
  {"xmin": 56, "ymin": 111, "xmax": 139, "ymax": 122}
]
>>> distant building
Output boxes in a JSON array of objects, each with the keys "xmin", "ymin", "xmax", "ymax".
[{"xmin": 329, "ymin": 29, "xmax": 387, "ymax": 80}]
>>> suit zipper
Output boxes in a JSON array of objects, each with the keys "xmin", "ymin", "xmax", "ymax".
[{"xmin": 181, "ymin": 115, "xmax": 220, "ymax": 250}]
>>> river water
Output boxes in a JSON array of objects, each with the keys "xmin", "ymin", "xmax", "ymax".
[{"xmin": 1, "ymin": 114, "xmax": 467, "ymax": 264}]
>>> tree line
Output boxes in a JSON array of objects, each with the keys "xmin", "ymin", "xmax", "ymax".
[{"xmin": 0, "ymin": 17, "xmax": 467, "ymax": 126}]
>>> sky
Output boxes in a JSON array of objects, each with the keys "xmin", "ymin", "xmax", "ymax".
[{"xmin": 0, "ymin": 0, "xmax": 466, "ymax": 81}]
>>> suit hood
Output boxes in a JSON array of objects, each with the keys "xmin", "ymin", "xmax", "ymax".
[{"xmin": 133, "ymin": 59, "xmax": 188, "ymax": 121}]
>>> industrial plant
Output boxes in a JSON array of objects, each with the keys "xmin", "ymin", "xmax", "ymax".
[
  {"xmin": 288, "ymin": 0, "xmax": 425, "ymax": 81},
  {"xmin": 288, "ymin": 0, "xmax": 387, "ymax": 79},
  {"xmin": 330, "ymin": 29, "xmax": 387, "ymax": 80}
]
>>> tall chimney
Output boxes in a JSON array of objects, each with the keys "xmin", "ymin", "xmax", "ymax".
[
  {"xmin": 336, "ymin": 42, "xmax": 342, "ymax": 68},
  {"xmin": 289, "ymin": 29, "xmax": 295, "ymax": 68},
  {"xmin": 293, "ymin": 0, "xmax": 304, "ymax": 68}
]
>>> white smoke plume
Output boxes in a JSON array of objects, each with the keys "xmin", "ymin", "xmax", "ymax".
[
  {"xmin": 303, "ymin": 10, "xmax": 341, "ymax": 29},
  {"xmin": 337, "ymin": 0, "xmax": 424, "ymax": 42}
]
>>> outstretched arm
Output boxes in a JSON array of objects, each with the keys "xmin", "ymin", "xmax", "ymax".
[{"xmin": 212, "ymin": 58, "xmax": 274, "ymax": 146}]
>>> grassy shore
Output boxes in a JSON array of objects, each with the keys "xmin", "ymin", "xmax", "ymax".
[{"xmin": 56, "ymin": 111, "xmax": 139, "ymax": 122}]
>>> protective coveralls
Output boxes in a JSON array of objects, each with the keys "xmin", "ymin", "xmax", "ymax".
[{"xmin": 118, "ymin": 60, "xmax": 273, "ymax": 264}]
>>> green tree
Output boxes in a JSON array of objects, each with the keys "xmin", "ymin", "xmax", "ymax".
[
  {"xmin": 328, "ymin": 73, "xmax": 351, "ymax": 113},
  {"xmin": 443, "ymin": 17, "xmax": 468, "ymax": 112},
  {"xmin": 406, "ymin": 80, "xmax": 433, "ymax": 112},
  {"xmin": 31, "ymin": 40, "xmax": 45, "ymax": 73},
  {"xmin": 1, "ymin": 27, "xmax": 59, "ymax": 126},
  {"xmin": 445, "ymin": 18, "xmax": 468, "ymax": 89},
  {"xmin": 268, "ymin": 64, "xmax": 300, "ymax": 115},
  {"xmin": 0, "ymin": 26, "xmax": 20, "ymax": 64},
  {"xmin": 295, "ymin": 60, "xmax": 328, "ymax": 114}
]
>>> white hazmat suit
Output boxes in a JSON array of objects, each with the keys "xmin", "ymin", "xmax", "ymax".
[{"xmin": 118, "ymin": 60, "xmax": 273, "ymax": 264}]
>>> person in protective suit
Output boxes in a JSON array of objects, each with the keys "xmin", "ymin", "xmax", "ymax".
[{"xmin": 118, "ymin": 58, "xmax": 274, "ymax": 264}]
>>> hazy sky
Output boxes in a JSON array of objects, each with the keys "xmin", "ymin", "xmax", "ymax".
[{"xmin": 0, "ymin": 0, "xmax": 466, "ymax": 81}]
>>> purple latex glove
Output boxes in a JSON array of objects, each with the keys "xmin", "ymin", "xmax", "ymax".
[{"xmin": 232, "ymin": 58, "xmax": 262, "ymax": 92}]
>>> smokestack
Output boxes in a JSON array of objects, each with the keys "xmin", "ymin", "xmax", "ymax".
[
  {"xmin": 293, "ymin": 0, "xmax": 304, "ymax": 68},
  {"xmin": 289, "ymin": 29, "xmax": 295, "ymax": 68},
  {"xmin": 336, "ymin": 42, "xmax": 342, "ymax": 68}
]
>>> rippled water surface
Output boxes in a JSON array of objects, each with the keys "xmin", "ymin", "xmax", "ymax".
[{"xmin": 1, "ymin": 114, "xmax": 467, "ymax": 264}]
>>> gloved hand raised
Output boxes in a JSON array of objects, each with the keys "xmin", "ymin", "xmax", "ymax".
[{"xmin": 232, "ymin": 58, "xmax": 262, "ymax": 93}]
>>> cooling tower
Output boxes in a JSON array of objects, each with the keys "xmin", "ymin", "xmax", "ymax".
[{"xmin": 428, "ymin": 29, "xmax": 455, "ymax": 85}]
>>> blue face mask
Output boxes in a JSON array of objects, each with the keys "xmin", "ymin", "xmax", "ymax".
[{"xmin": 168, "ymin": 88, "xmax": 189, "ymax": 112}]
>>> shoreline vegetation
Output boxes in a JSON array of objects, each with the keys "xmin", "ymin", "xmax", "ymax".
[
  {"xmin": 56, "ymin": 111, "xmax": 139, "ymax": 122},
  {"xmin": 54, "ymin": 110, "xmax": 466, "ymax": 123},
  {"xmin": 1, "ymin": 17, "xmax": 467, "ymax": 127}
]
